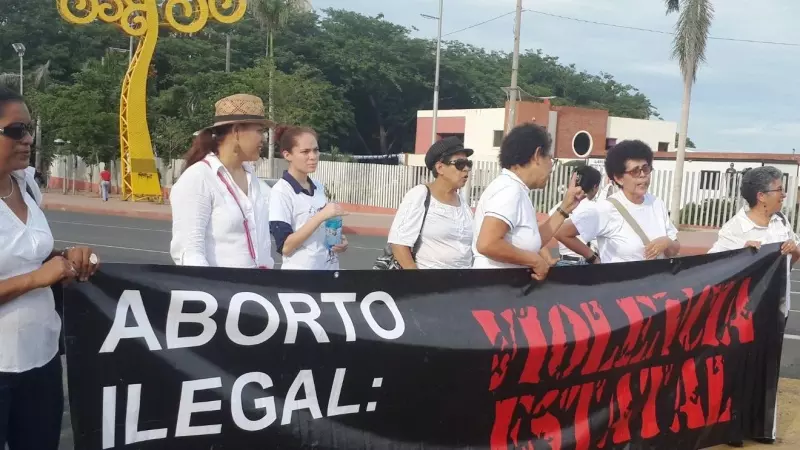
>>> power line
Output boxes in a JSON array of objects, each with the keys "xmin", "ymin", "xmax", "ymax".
[
  {"xmin": 526, "ymin": 9, "xmax": 800, "ymax": 47},
  {"xmin": 440, "ymin": 8, "xmax": 800, "ymax": 48}
]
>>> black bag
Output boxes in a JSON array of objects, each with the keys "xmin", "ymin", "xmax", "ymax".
[{"xmin": 373, "ymin": 186, "xmax": 431, "ymax": 270}]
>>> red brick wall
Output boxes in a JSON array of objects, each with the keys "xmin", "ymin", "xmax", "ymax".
[
  {"xmin": 414, "ymin": 116, "xmax": 466, "ymax": 154},
  {"xmin": 504, "ymin": 101, "xmax": 550, "ymax": 132},
  {"xmin": 551, "ymin": 106, "xmax": 609, "ymax": 159}
]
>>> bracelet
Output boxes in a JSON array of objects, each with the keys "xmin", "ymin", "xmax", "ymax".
[
  {"xmin": 586, "ymin": 252, "xmax": 599, "ymax": 263},
  {"xmin": 556, "ymin": 207, "xmax": 569, "ymax": 219}
]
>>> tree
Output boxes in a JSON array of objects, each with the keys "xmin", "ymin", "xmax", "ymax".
[
  {"xmin": 666, "ymin": 0, "xmax": 714, "ymax": 224},
  {"xmin": 250, "ymin": 0, "xmax": 297, "ymax": 174},
  {"xmin": 675, "ymin": 132, "xmax": 696, "ymax": 149}
]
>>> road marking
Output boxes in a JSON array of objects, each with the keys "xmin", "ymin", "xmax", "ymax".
[
  {"xmin": 49, "ymin": 220, "xmax": 170, "ymax": 233},
  {"xmin": 54, "ymin": 240, "xmax": 169, "ymax": 254}
]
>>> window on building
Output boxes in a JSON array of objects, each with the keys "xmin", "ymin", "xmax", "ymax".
[
  {"xmin": 783, "ymin": 172, "xmax": 790, "ymax": 192},
  {"xmin": 700, "ymin": 170, "xmax": 720, "ymax": 190},
  {"xmin": 572, "ymin": 131, "xmax": 593, "ymax": 158},
  {"xmin": 605, "ymin": 138, "xmax": 617, "ymax": 150},
  {"xmin": 657, "ymin": 142, "xmax": 669, "ymax": 152},
  {"xmin": 493, "ymin": 130, "xmax": 504, "ymax": 148}
]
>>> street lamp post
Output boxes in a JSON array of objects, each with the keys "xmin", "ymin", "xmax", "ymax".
[
  {"xmin": 12, "ymin": 43, "xmax": 25, "ymax": 95},
  {"xmin": 421, "ymin": 0, "xmax": 443, "ymax": 146}
]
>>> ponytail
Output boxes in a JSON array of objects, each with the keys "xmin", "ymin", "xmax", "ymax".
[{"xmin": 183, "ymin": 129, "xmax": 216, "ymax": 172}]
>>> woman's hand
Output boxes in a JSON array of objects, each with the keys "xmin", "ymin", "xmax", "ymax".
[
  {"xmin": 781, "ymin": 239, "xmax": 797, "ymax": 255},
  {"xmin": 644, "ymin": 237, "xmax": 673, "ymax": 260},
  {"xmin": 319, "ymin": 203, "xmax": 348, "ymax": 221},
  {"xmin": 63, "ymin": 247, "xmax": 100, "ymax": 282},
  {"xmin": 33, "ymin": 256, "xmax": 77, "ymax": 288},
  {"xmin": 332, "ymin": 235, "xmax": 349, "ymax": 254},
  {"xmin": 745, "ymin": 240, "xmax": 762, "ymax": 250},
  {"xmin": 560, "ymin": 172, "xmax": 586, "ymax": 214},
  {"xmin": 529, "ymin": 253, "xmax": 551, "ymax": 281}
]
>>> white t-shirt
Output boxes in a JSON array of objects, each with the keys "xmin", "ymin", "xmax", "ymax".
[
  {"xmin": 472, "ymin": 169, "xmax": 541, "ymax": 269},
  {"xmin": 170, "ymin": 154, "xmax": 274, "ymax": 269},
  {"xmin": 269, "ymin": 176, "xmax": 339, "ymax": 270},
  {"xmin": 548, "ymin": 200, "xmax": 597, "ymax": 259},
  {"xmin": 571, "ymin": 191, "xmax": 678, "ymax": 263},
  {"xmin": 0, "ymin": 167, "xmax": 60, "ymax": 372},
  {"xmin": 388, "ymin": 185, "xmax": 474, "ymax": 269}
]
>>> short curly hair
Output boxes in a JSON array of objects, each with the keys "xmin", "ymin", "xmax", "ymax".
[
  {"xmin": 605, "ymin": 140, "xmax": 653, "ymax": 186},
  {"xmin": 499, "ymin": 123, "xmax": 553, "ymax": 169}
]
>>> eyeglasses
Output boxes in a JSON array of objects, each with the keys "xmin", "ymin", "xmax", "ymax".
[
  {"xmin": 624, "ymin": 164, "xmax": 652, "ymax": 178},
  {"xmin": 446, "ymin": 159, "xmax": 473, "ymax": 171},
  {"xmin": 0, "ymin": 123, "xmax": 33, "ymax": 141}
]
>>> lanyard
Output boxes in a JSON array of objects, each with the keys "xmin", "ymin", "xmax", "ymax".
[{"xmin": 202, "ymin": 160, "xmax": 267, "ymax": 269}]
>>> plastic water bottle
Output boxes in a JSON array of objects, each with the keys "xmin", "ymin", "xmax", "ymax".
[{"xmin": 324, "ymin": 216, "xmax": 342, "ymax": 248}]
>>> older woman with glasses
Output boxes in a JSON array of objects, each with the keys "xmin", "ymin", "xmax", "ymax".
[
  {"xmin": 709, "ymin": 166, "xmax": 799, "ymax": 261},
  {"xmin": 387, "ymin": 137, "xmax": 474, "ymax": 269},
  {"xmin": 556, "ymin": 140, "xmax": 679, "ymax": 263}
]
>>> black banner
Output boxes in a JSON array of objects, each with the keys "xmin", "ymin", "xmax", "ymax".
[{"xmin": 63, "ymin": 244, "xmax": 787, "ymax": 449}]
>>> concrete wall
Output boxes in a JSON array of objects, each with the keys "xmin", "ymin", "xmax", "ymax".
[
  {"xmin": 607, "ymin": 117, "xmax": 677, "ymax": 153},
  {"xmin": 416, "ymin": 108, "xmax": 505, "ymax": 161}
]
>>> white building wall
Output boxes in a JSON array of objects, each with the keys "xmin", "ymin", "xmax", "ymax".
[
  {"xmin": 606, "ymin": 117, "xmax": 677, "ymax": 152},
  {"xmin": 417, "ymin": 108, "xmax": 505, "ymax": 161}
]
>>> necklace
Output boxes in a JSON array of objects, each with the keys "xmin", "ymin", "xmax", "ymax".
[{"xmin": 0, "ymin": 176, "xmax": 14, "ymax": 201}]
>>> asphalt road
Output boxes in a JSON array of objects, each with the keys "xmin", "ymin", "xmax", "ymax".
[{"xmin": 41, "ymin": 210, "xmax": 800, "ymax": 449}]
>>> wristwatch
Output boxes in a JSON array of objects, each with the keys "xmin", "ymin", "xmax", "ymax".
[{"xmin": 586, "ymin": 252, "xmax": 599, "ymax": 264}]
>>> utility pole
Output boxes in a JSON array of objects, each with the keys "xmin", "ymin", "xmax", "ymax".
[
  {"xmin": 128, "ymin": 36, "xmax": 134, "ymax": 63},
  {"xmin": 430, "ymin": 0, "xmax": 444, "ymax": 146},
  {"xmin": 506, "ymin": 0, "xmax": 523, "ymax": 132},
  {"xmin": 225, "ymin": 33, "xmax": 231, "ymax": 73}
]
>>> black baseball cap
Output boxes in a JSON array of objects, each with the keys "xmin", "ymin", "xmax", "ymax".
[{"xmin": 425, "ymin": 137, "xmax": 474, "ymax": 170}]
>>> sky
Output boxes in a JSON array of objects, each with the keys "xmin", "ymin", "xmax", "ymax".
[{"xmin": 313, "ymin": 0, "xmax": 800, "ymax": 154}]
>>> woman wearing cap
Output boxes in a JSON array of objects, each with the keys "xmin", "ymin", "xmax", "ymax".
[
  {"xmin": 0, "ymin": 87, "xmax": 99, "ymax": 449},
  {"xmin": 269, "ymin": 125, "xmax": 348, "ymax": 270},
  {"xmin": 556, "ymin": 140, "xmax": 679, "ymax": 264},
  {"xmin": 473, "ymin": 123, "xmax": 584, "ymax": 280},
  {"xmin": 170, "ymin": 94, "xmax": 275, "ymax": 269},
  {"xmin": 387, "ymin": 137, "xmax": 474, "ymax": 269}
]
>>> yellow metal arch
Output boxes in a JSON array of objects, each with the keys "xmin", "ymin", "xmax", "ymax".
[{"xmin": 57, "ymin": 0, "xmax": 248, "ymax": 202}]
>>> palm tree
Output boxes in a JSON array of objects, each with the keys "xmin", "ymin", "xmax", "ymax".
[
  {"xmin": 250, "ymin": 0, "xmax": 297, "ymax": 176},
  {"xmin": 666, "ymin": 0, "xmax": 714, "ymax": 225}
]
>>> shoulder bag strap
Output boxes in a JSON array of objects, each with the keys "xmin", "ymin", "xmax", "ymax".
[
  {"xmin": 607, "ymin": 197, "xmax": 651, "ymax": 245},
  {"xmin": 410, "ymin": 186, "xmax": 432, "ymax": 258}
]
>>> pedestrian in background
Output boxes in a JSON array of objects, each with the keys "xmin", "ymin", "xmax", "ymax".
[
  {"xmin": 170, "ymin": 94, "xmax": 275, "ymax": 269},
  {"xmin": 269, "ymin": 125, "xmax": 348, "ymax": 270},
  {"xmin": 557, "ymin": 140, "xmax": 679, "ymax": 263},
  {"xmin": 387, "ymin": 137, "xmax": 474, "ymax": 269},
  {"xmin": 99, "ymin": 166, "xmax": 111, "ymax": 201},
  {"xmin": 0, "ymin": 86, "xmax": 99, "ymax": 450},
  {"xmin": 472, "ymin": 123, "xmax": 585, "ymax": 280}
]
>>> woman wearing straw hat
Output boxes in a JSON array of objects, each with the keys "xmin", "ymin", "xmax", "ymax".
[{"xmin": 170, "ymin": 94, "xmax": 275, "ymax": 269}]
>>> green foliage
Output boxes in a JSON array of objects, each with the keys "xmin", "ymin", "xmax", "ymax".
[
  {"xmin": 680, "ymin": 198, "xmax": 737, "ymax": 225},
  {"xmin": 675, "ymin": 132, "xmax": 697, "ymax": 148},
  {"xmin": 2, "ymin": 0, "xmax": 661, "ymax": 160}
]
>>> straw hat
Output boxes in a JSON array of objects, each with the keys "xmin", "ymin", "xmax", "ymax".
[{"xmin": 205, "ymin": 94, "xmax": 273, "ymax": 129}]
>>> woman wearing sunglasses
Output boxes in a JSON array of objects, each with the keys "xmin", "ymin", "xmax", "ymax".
[
  {"xmin": 0, "ymin": 87, "xmax": 99, "ymax": 449},
  {"xmin": 556, "ymin": 140, "xmax": 679, "ymax": 264},
  {"xmin": 387, "ymin": 137, "xmax": 474, "ymax": 269}
]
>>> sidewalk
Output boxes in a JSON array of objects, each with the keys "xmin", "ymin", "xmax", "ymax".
[{"xmin": 40, "ymin": 192, "xmax": 717, "ymax": 254}]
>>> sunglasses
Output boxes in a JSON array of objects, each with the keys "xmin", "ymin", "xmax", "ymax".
[
  {"xmin": 624, "ymin": 164, "xmax": 652, "ymax": 178},
  {"xmin": 445, "ymin": 159, "xmax": 473, "ymax": 171},
  {"xmin": 0, "ymin": 123, "xmax": 34, "ymax": 141}
]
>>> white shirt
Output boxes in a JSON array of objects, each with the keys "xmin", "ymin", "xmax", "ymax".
[
  {"xmin": 269, "ymin": 176, "xmax": 338, "ymax": 270},
  {"xmin": 0, "ymin": 167, "xmax": 60, "ymax": 372},
  {"xmin": 170, "ymin": 154, "xmax": 274, "ymax": 269},
  {"xmin": 548, "ymin": 200, "xmax": 597, "ymax": 259},
  {"xmin": 472, "ymin": 169, "xmax": 541, "ymax": 269},
  {"xmin": 388, "ymin": 185, "xmax": 474, "ymax": 269},
  {"xmin": 572, "ymin": 191, "xmax": 678, "ymax": 264},
  {"xmin": 709, "ymin": 207, "xmax": 799, "ymax": 253}
]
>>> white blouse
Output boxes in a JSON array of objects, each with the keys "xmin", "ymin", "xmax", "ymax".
[
  {"xmin": 388, "ymin": 185, "xmax": 474, "ymax": 269},
  {"xmin": 472, "ymin": 169, "xmax": 542, "ymax": 269},
  {"xmin": 0, "ymin": 167, "xmax": 61, "ymax": 373},
  {"xmin": 709, "ymin": 207, "xmax": 799, "ymax": 253},
  {"xmin": 170, "ymin": 154, "xmax": 274, "ymax": 269}
]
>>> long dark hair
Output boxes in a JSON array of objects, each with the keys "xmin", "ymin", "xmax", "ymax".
[
  {"xmin": 182, "ymin": 125, "xmax": 234, "ymax": 171},
  {"xmin": 0, "ymin": 86, "xmax": 24, "ymax": 118}
]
